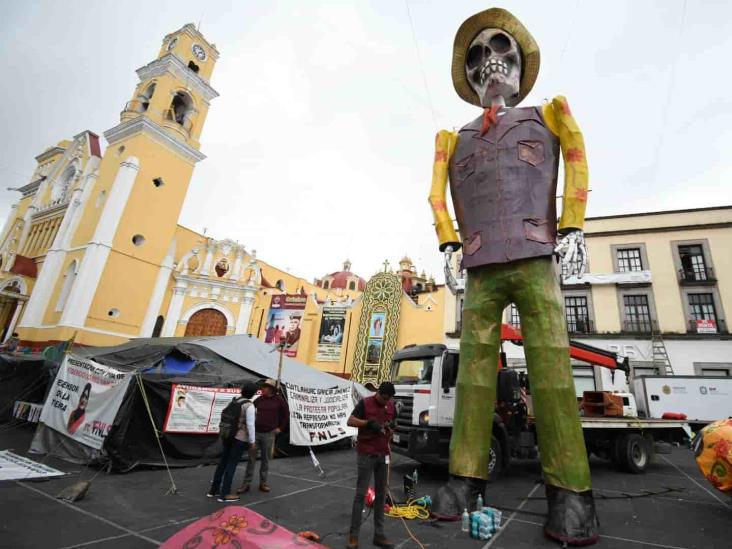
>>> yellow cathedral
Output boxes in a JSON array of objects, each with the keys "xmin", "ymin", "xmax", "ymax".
[{"xmin": 0, "ymin": 25, "xmax": 448, "ymax": 382}]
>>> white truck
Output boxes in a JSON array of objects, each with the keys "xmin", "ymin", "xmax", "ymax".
[
  {"xmin": 632, "ymin": 376, "xmax": 732, "ymax": 427},
  {"xmin": 389, "ymin": 332, "xmax": 693, "ymax": 477}
]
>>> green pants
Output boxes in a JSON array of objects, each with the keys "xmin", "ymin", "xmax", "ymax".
[{"xmin": 450, "ymin": 256, "xmax": 591, "ymax": 493}]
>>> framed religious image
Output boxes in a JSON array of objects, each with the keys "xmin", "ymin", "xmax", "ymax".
[
  {"xmin": 365, "ymin": 338, "xmax": 382, "ymax": 365},
  {"xmin": 369, "ymin": 312, "xmax": 386, "ymax": 338}
]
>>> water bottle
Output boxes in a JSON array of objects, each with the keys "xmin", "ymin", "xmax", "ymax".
[
  {"xmin": 461, "ymin": 509, "xmax": 469, "ymax": 532},
  {"xmin": 476, "ymin": 493, "xmax": 484, "ymax": 511}
]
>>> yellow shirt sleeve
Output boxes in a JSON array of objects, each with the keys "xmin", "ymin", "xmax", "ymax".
[
  {"xmin": 428, "ymin": 130, "xmax": 461, "ymax": 251},
  {"xmin": 542, "ymin": 96, "xmax": 588, "ymax": 232}
]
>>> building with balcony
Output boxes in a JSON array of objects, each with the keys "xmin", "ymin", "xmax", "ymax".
[{"xmin": 444, "ymin": 206, "xmax": 732, "ymax": 382}]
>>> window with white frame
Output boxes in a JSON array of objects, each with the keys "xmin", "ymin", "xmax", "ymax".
[
  {"xmin": 617, "ymin": 248, "xmax": 643, "ymax": 272},
  {"xmin": 509, "ymin": 303, "xmax": 520, "ymax": 328}
]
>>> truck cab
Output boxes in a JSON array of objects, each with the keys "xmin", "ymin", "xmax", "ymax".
[{"xmin": 390, "ymin": 344, "xmax": 515, "ymax": 478}]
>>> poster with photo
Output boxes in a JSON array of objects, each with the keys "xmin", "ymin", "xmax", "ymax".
[
  {"xmin": 39, "ymin": 354, "xmax": 132, "ymax": 450},
  {"xmin": 366, "ymin": 338, "xmax": 383, "ymax": 365},
  {"xmin": 163, "ymin": 384, "xmax": 242, "ymax": 434},
  {"xmin": 369, "ymin": 312, "xmax": 386, "ymax": 338},
  {"xmin": 264, "ymin": 294, "xmax": 307, "ymax": 357},
  {"xmin": 316, "ymin": 306, "xmax": 347, "ymax": 362}
]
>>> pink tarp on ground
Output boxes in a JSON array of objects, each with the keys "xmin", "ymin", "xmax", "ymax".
[{"xmin": 160, "ymin": 506, "xmax": 328, "ymax": 549}]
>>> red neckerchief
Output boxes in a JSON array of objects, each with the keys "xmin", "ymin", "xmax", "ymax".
[{"xmin": 479, "ymin": 104, "xmax": 501, "ymax": 136}]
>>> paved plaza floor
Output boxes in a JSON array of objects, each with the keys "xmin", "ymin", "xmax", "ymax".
[{"xmin": 1, "ymin": 426, "xmax": 730, "ymax": 548}]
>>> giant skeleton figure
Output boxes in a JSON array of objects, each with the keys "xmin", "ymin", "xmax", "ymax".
[{"xmin": 428, "ymin": 8, "xmax": 599, "ymax": 545}]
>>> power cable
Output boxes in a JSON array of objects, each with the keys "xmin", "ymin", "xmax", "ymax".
[{"xmin": 404, "ymin": 0, "xmax": 438, "ymax": 129}]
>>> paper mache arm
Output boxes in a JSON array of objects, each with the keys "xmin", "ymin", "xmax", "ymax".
[
  {"xmin": 428, "ymin": 130, "xmax": 461, "ymax": 252},
  {"xmin": 543, "ymin": 96, "xmax": 588, "ymax": 232},
  {"xmin": 543, "ymin": 96, "xmax": 589, "ymax": 276}
]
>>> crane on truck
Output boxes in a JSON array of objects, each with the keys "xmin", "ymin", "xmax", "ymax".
[{"xmin": 389, "ymin": 324, "xmax": 691, "ymax": 478}]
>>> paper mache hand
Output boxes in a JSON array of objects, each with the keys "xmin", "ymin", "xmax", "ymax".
[{"xmin": 554, "ymin": 230, "xmax": 588, "ymax": 278}]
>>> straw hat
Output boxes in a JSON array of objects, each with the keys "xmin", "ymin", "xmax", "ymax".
[
  {"xmin": 451, "ymin": 7, "xmax": 540, "ymax": 107},
  {"xmin": 260, "ymin": 378, "xmax": 278, "ymax": 389}
]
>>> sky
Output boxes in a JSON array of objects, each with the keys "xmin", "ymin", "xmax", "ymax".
[{"xmin": 1, "ymin": 0, "xmax": 731, "ymax": 284}]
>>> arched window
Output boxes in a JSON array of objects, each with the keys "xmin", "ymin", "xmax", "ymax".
[
  {"xmin": 55, "ymin": 260, "xmax": 78, "ymax": 312},
  {"xmin": 348, "ymin": 281, "xmax": 356, "ymax": 291},
  {"xmin": 323, "ymin": 280, "xmax": 330, "ymax": 289},
  {"xmin": 275, "ymin": 280, "xmax": 285, "ymax": 292},
  {"xmin": 168, "ymin": 91, "xmax": 194, "ymax": 128},
  {"xmin": 139, "ymin": 83, "xmax": 156, "ymax": 112}
]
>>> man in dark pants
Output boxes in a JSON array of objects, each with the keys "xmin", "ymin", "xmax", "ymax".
[
  {"xmin": 208, "ymin": 381, "xmax": 257, "ymax": 502},
  {"xmin": 239, "ymin": 378, "xmax": 289, "ymax": 493},
  {"xmin": 346, "ymin": 382, "xmax": 396, "ymax": 549}
]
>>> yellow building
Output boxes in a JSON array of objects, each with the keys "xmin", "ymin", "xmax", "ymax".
[
  {"xmin": 0, "ymin": 19, "xmax": 445, "ymax": 383},
  {"xmin": 0, "ymin": 24, "xmax": 222, "ymax": 346}
]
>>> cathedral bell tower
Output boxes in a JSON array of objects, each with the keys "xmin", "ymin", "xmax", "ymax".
[{"xmin": 18, "ymin": 24, "xmax": 219, "ymax": 345}]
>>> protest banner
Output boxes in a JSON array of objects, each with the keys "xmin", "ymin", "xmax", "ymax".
[
  {"xmin": 285, "ymin": 382, "xmax": 357, "ymax": 446},
  {"xmin": 39, "ymin": 354, "xmax": 132, "ymax": 450},
  {"xmin": 0, "ymin": 451, "xmax": 65, "ymax": 481},
  {"xmin": 163, "ymin": 384, "xmax": 241, "ymax": 434}
]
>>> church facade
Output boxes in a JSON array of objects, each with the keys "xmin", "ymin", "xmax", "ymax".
[{"xmin": 0, "ymin": 25, "xmax": 449, "ymax": 381}]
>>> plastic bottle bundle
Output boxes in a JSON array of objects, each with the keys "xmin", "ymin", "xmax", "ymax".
[
  {"xmin": 470, "ymin": 511, "xmax": 492, "ymax": 540},
  {"xmin": 480, "ymin": 507, "xmax": 503, "ymax": 534}
]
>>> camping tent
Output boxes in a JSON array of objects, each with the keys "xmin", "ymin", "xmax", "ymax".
[{"xmin": 29, "ymin": 335, "xmax": 365, "ymax": 471}]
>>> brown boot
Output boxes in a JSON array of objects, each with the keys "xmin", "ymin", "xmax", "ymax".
[
  {"xmin": 259, "ymin": 483, "xmax": 271, "ymax": 492},
  {"xmin": 372, "ymin": 535, "xmax": 394, "ymax": 549},
  {"xmin": 236, "ymin": 483, "xmax": 250, "ymax": 494},
  {"xmin": 345, "ymin": 535, "xmax": 358, "ymax": 548}
]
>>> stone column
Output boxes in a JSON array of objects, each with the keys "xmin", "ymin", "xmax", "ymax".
[
  {"xmin": 9, "ymin": 204, "xmax": 37, "ymax": 269},
  {"xmin": 162, "ymin": 282, "xmax": 187, "ymax": 337},
  {"xmin": 200, "ymin": 241, "xmax": 215, "ymax": 276},
  {"xmin": 19, "ymin": 173, "xmax": 97, "ymax": 329},
  {"xmin": 0, "ymin": 205, "xmax": 18, "ymax": 246},
  {"xmin": 3, "ymin": 301, "xmax": 24, "ymax": 342},
  {"xmin": 140, "ymin": 239, "xmax": 176, "ymax": 337},
  {"xmin": 235, "ymin": 287, "xmax": 257, "ymax": 334},
  {"xmin": 60, "ymin": 157, "xmax": 139, "ymax": 327},
  {"xmin": 230, "ymin": 248, "xmax": 244, "ymax": 280}
]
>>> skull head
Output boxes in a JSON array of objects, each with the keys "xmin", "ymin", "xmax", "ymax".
[{"xmin": 465, "ymin": 28, "xmax": 522, "ymax": 107}]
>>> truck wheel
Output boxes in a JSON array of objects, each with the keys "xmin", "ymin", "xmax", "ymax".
[
  {"xmin": 618, "ymin": 433, "xmax": 649, "ymax": 474},
  {"xmin": 488, "ymin": 436, "xmax": 503, "ymax": 481}
]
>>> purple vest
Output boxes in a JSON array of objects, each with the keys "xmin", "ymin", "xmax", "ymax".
[
  {"xmin": 449, "ymin": 106, "xmax": 560, "ymax": 269},
  {"xmin": 356, "ymin": 396, "xmax": 395, "ymax": 456}
]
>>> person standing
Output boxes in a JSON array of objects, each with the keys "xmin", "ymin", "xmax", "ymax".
[
  {"xmin": 208, "ymin": 381, "xmax": 257, "ymax": 502},
  {"xmin": 239, "ymin": 378, "xmax": 289, "ymax": 494},
  {"xmin": 346, "ymin": 382, "xmax": 396, "ymax": 549}
]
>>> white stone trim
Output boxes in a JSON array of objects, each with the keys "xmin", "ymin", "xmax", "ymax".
[
  {"xmin": 90, "ymin": 157, "xmax": 139, "ymax": 246},
  {"xmin": 174, "ymin": 272, "xmax": 250, "ymax": 293},
  {"xmin": 30, "ymin": 321, "xmax": 137, "ymax": 340},
  {"xmin": 162, "ymin": 282, "xmax": 187, "ymax": 336},
  {"xmin": 104, "ymin": 117, "xmax": 206, "ymax": 164},
  {"xmin": 59, "ymin": 244, "xmax": 110, "ymax": 326},
  {"xmin": 136, "ymin": 54, "xmax": 219, "ymax": 104},
  {"xmin": 180, "ymin": 301, "xmax": 235, "ymax": 327},
  {"xmin": 3, "ymin": 302, "xmax": 24, "ymax": 342},
  {"xmin": 140, "ymin": 238, "xmax": 176, "ymax": 336},
  {"xmin": 234, "ymin": 289, "xmax": 257, "ymax": 334},
  {"xmin": 0, "ymin": 276, "xmax": 28, "ymax": 295},
  {"xmin": 17, "ymin": 250, "xmax": 66, "ymax": 328}
]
